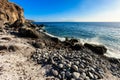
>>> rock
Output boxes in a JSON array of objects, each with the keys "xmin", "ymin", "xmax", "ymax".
[
  {"xmin": 32, "ymin": 42, "xmax": 45, "ymax": 48},
  {"xmin": 84, "ymin": 43, "xmax": 107, "ymax": 55},
  {"xmin": 18, "ymin": 27, "xmax": 40, "ymax": 38},
  {"xmin": 10, "ymin": 19, "xmax": 23, "ymax": 28},
  {"xmin": 88, "ymin": 72, "xmax": 94, "ymax": 79},
  {"xmin": 60, "ymin": 71, "xmax": 65, "ymax": 79},
  {"xmin": 59, "ymin": 63, "xmax": 64, "ymax": 69},
  {"xmin": 85, "ymin": 76, "xmax": 90, "ymax": 80},
  {"xmin": 51, "ymin": 69, "xmax": 59, "ymax": 76},
  {"xmin": 72, "ymin": 65, "xmax": 79, "ymax": 71},
  {"xmin": 69, "ymin": 38, "xmax": 79, "ymax": 45},
  {"xmin": 8, "ymin": 45, "xmax": 19, "ymax": 52},
  {"xmin": 0, "ymin": 45, "xmax": 7, "ymax": 50},
  {"xmin": 51, "ymin": 37, "xmax": 60, "ymax": 43},
  {"xmin": 0, "ymin": 0, "xmax": 25, "ymax": 24},
  {"xmin": 66, "ymin": 63, "xmax": 71, "ymax": 68},
  {"xmin": 65, "ymin": 71, "xmax": 71, "ymax": 78},
  {"xmin": 108, "ymin": 58, "xmax": 120, "ymax": 64},
  {"xmin": 1, "ymin": 37, "xmax": 11, "ymax": 41},
  {"xmin": 72, "ymin": 72, "xmax": 80, "ymax": 79},
  {"xmin": 72, "ymin": 44, "xmax": 83, "ymax": 50}
]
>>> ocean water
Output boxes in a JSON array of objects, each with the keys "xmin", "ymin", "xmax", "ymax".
[{"xmin": 35, "ymin": 22, "xmax": 120, "ymax": 59}]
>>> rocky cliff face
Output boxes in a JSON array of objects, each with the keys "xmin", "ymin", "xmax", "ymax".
[{"xmin": 0, "ymin": 0, "xmax": 25, "ymax": 24}]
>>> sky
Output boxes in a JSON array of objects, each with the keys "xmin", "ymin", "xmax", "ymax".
[{"xmin": 10, "ymin": 0, "xmax": 120, "ymax": 22}]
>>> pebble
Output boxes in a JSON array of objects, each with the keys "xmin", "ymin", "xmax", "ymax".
[
  {"xmin": 51, "ymin": 69, "xmax": 59, "ymax": 76},
  {"xmin": 88, "ymin": 72, "xmax": 94, "ymax": 79},
  {"xmin": 72, "ymin": 72, "xmax": 80, "ymax": 79},
  {"xmin": 72, "ymin": 65, "xmax": 78, "ymax": 71},
  {"xmin": 65, "ymin": 71, "xmax": 71, "ymax": 78},
  {"xmin": 59, "ymin": 63, "xmax": 64, "ymax": 69}
]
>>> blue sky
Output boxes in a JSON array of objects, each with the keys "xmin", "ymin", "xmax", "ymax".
[{"xmin": 10, "ymin": 0, "xmax": 120, "ymax": 22}]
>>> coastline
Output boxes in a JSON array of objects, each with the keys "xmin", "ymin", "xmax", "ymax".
[{"xmin": 0, "ymin": 21, "xmax": 120, "ymax": 80}]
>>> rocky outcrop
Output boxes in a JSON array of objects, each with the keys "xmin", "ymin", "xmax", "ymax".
[
  {"xmin": 0, "ymin": 0, "xmax": 25, "ymax": 24},
  {"xmin": 84, "ymin": 43, "xmax": 107, "ymax": 55}
]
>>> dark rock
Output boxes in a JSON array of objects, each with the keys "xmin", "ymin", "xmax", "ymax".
[
  {"xmin": 72, "ymin": 44, "xmax": 83, "ymax": 50},
  {"xmin": 0, "ymin": 45, "xmax": 7, "ymax": 50},
  {"xmin": 1, "ymin": 37, "xmax": 11, "ymax": 41},
  {"xmin": 108, "ymin": 58, "xmax": 120, "ymax": 64},
  {"xmin": 51, "ymin": 37, "xmax": 60, "ymax": 43},
  {"xmin": 18, "ymin": 27, "xmax": 40, "ymax": 38},
  {"xmin": 84, "ymin": 43, "xmax": 107, "ymax": 55},
  {"xmin": 8, "ymin": 45, "xmax": 19, "ymax": 52},
  {"xmin": 69, "ymin": 38, "xmax": 78, "ymax": 45},
  {"xmin": 31, "ymin": 41, "xmax": 45, "ymax": 48},
  {"xmin": 10, "ymin": 19, "xmax": 23, "ymax": 28}
]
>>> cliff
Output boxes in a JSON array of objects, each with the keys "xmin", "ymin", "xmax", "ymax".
[{"xmin": 0, "ymin": 0, "xmax": 25, "ymax": 24}]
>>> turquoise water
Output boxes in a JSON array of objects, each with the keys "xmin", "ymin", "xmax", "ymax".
[{"xmin": 35, "ymin": 22, "xmax": 120, "ymax": 58}]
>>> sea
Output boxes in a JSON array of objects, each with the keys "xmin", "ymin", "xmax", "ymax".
[{"xmin": 35, "ymin": 22, "xmax": 120, "ymax": 59}]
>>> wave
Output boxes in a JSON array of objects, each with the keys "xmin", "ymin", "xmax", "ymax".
[
  {"xmin": 79, "ymin": 37, "xmax": 120, "ymax": 59},
  {"xmin": 41, "ymin": 29, "xmax": 120, "ymax": 59}
]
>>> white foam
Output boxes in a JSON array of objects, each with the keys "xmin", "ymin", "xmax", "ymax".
[
  {"xmin": 42, "ymin": 31, "xmax": 120, "ymax": 59},
  {"xmin": 44, "ymin": 32, "xmax": 65, "ymax": 41}
]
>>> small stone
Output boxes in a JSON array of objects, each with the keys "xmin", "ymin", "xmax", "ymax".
[
  {"xmin": 75, "ymin": 61, "xmax": 80, "ymax": 65},
  {"xmin": 65, "ymin": 71, "xmax": 71, "ymax": 78},
  {"xmin": 72, "ymin": 72, "xmax": 80, "ymax": 79},
  {"xmin": 60, "ymin": 71, "xmax": 65, "ymax": 79},
  {"xmin": 71, "ymin": 78, "xmax": 75, "ymax": 80},
  {"xmin": 72, "ymin": 65, "xmax": 78, "ymax": 71},
  {"xmin": 85, "ymin": 76, "xmax": 90, "ymax": 80},
  {"xmin": 51, "ymin": 69, "xmax": 58, "ymax": 76},
  {"xmin": 81, "ymin": 72, "xmax": 86, "ymax": 78},
  {"xmin": 88, "ymin": 72, "xmax": 94, "ymax": 79},
  {"xmin": 59, "ymin": 63, "xmax": 64, "ymax": 69},
  {"xmin": 66, "ymin": 63, "xmax": 71, "ymax": 68}
]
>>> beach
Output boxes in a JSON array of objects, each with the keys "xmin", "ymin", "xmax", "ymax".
[{"xmin": 0, "ymin": 0, "xmax": 120, "ymax": 80}]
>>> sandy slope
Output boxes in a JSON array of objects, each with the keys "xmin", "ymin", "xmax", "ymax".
[{"xmin": 0, "ymin": 33, "xmax": 46, "ymax": 80}]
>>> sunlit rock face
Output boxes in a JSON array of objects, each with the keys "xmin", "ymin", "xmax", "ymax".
[{"xmin": 0, "ymin": 0, "xmax": 25, "ymax": 24}]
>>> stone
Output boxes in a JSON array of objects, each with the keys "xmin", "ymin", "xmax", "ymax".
[
  {"xmin": 69, "ymin": 38, "xmax": 79, "ymax": 45},
  {"xmin": 0, "ymin": 45, "xmax": 7, "ymax": 50},
  {"xmin": 8, "ymin": 45, "xmax": 19, "ymax": 52},
  {"xmin": 84, "ymin": 43, "xmax": 107, "ymax": 55},
  {"xmin": 65, "ymin": 71, "xmax": 71, "ymax": 78},
  {"xmin": 72, "ymin": 65, "xmax": 79, "ymax": 71},
  {"xmin": 51, "ymin": 69, "xmax": 59, "ymax": 76},
  {"xmin": 108, "ymin": 58, "xmax": 120, "ymax": 64},
  {"xmin": 66, "ymin": 63, "xmax": 71, "ymax": 68},
  {"xmin": 59, "ymin": 63, "xmax": 64, "ymax": 69},
  {"xmin": 18, "ymin": 27, "xmax": 40, "ymax": 38},
  {"xmin": 32, "ymin": 42, "xmax": 45, "ymax": 48},
  {"xmin": 88, "ymin": 72, "xmax": 94, "ymax": 79},
  {"xmin": 72, "ymin": 44, "xmax": 83, "ymax": 50},
  {"xmin": 72, "ymin": 72, "xmax": 80, "ymax": 79},
  {"xmin": 85, "ymin": 76, "xmax": 90, "ymax": 80},
  {"xmin": 51, "ymin": 37, "xmax": 60, "ymax": 43}
]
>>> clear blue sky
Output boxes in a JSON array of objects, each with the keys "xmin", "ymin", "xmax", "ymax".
[{"xmin": 10, "ymin": 0, "xmax": 120, "ymax": 22}]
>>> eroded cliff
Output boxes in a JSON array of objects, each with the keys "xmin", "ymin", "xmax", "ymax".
[{"xmin": 0, "ymin": 0, "xmax": 25, "ymax": 24}]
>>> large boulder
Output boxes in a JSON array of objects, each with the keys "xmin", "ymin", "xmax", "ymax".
[
  {"xmin": 0, "ymin": 0, "xmax": 25, "ymax": 24},
  {"xmin": 84, "ymin": 43, "xmax": 107, "ymax": 55},
  {"xmin": 18, "ymin": 27, "xmax": 40, "ymax": 38}
]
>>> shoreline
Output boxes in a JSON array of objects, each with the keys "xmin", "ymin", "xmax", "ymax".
[
  {"xmin": 42, "ymin": 28, "xmax": 120, "ymax": 59},
  {"xmin": 0, "ymin": 21, "xmax": 120, "ymax": 80}
]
